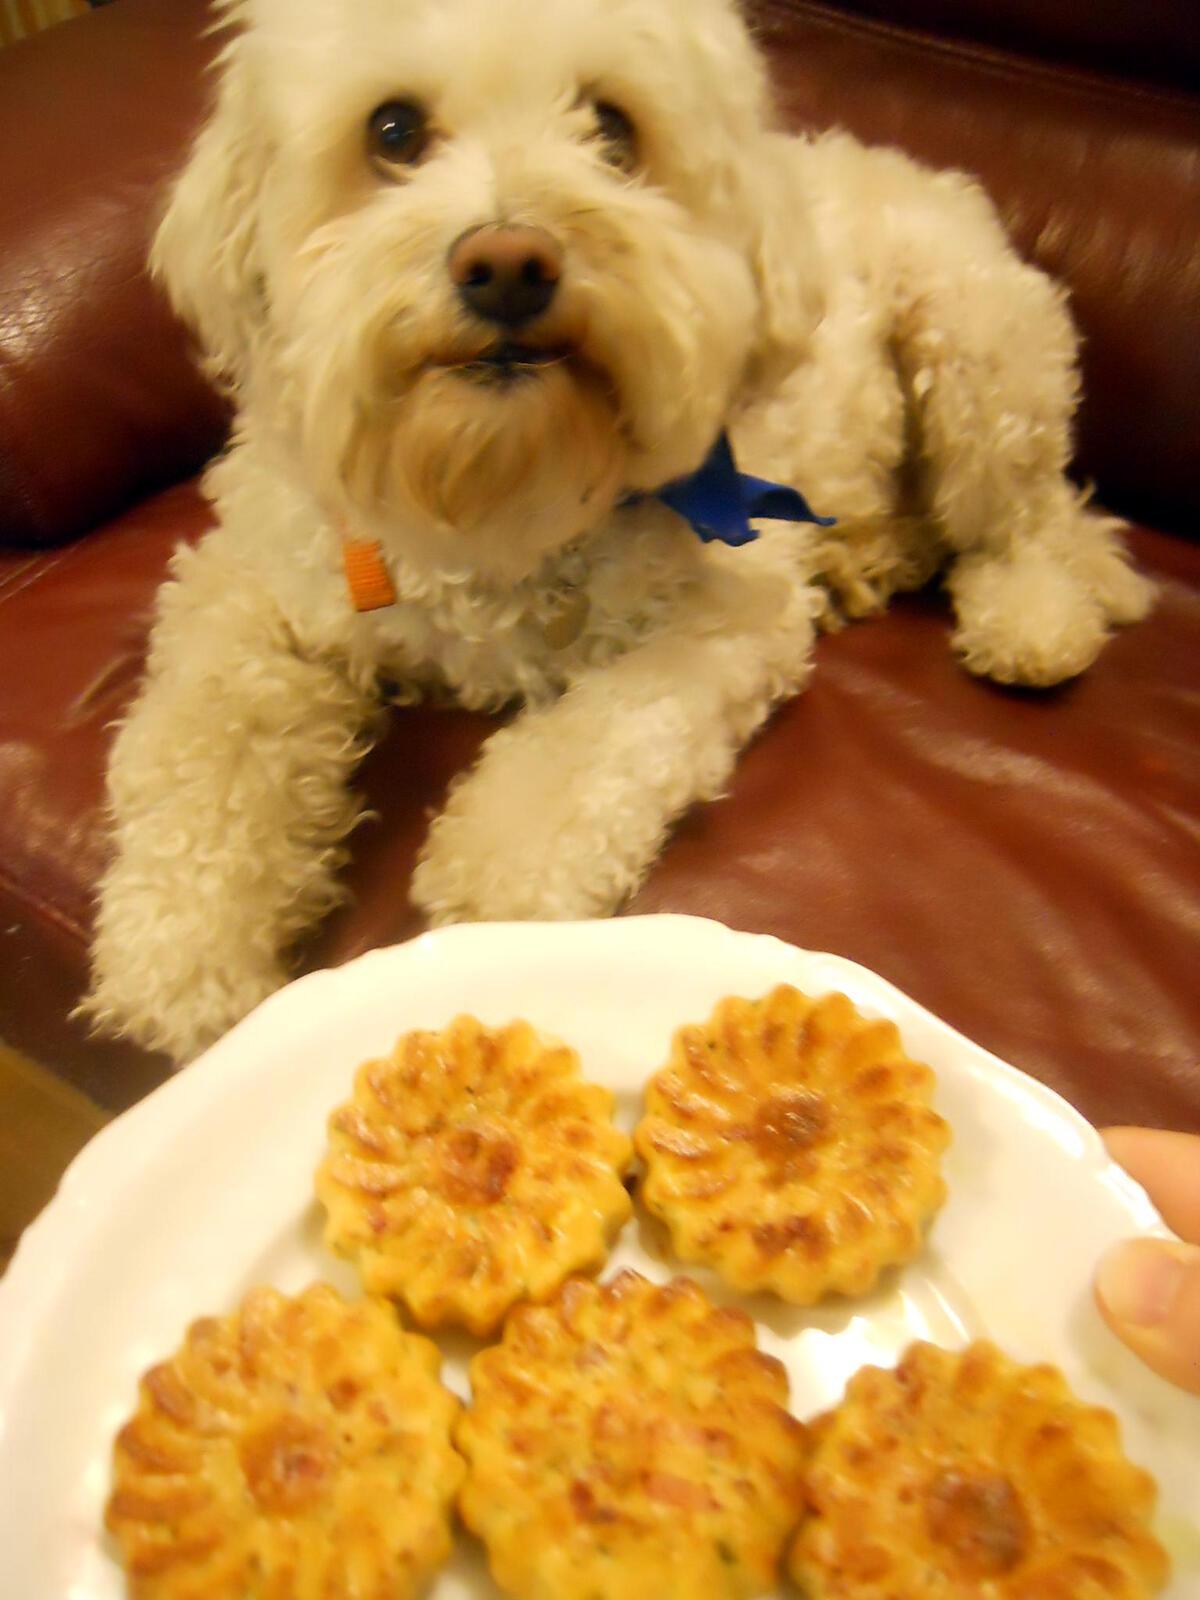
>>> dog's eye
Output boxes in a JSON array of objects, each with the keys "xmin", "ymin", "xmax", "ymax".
[
  {"xmin": 367, "ymin": 99, "xmax": 431, "ymax": 172},
  {"xmin": 592, "ymin": 100, "xmax": 637, "ymax": 170}
]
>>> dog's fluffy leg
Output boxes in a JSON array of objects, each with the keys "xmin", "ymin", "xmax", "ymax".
[
  {"xmin": 411, "ymin": 542, "xmax": 820, "ymax": 925},
  {"xmin": 81, "ymin": 540, "xmax": 380, "ymax": 1063},
  {"xmin": 887, "ymin": 175, "xmax": 1154, "ymax": 685}
]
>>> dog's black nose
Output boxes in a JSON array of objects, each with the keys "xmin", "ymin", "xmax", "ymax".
[{"xmin": 449, "ymin": 224, "xmax": 563, "ymax": 327}]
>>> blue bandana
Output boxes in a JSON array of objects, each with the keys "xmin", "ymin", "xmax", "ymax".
[{"xmin": 647, "ymin": 432, "xmax": 835, "ymax": 547}]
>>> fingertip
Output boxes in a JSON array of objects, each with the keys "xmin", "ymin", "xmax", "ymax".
[
  {"xmin": 1100, "ymin": 1126, "xmax": 1155, "ymax": 1165},
  {"xmin": 1099, "ymin": 1128, "xmax": 1200, "ymax": 1244},
  {"xmin": 1094, "ymin": 1237, "xmax": 1200, "ymax": 1397},
  {"xmin": 1095, "ymin": 1238, "xmax": 1183, "ymax": 1328}
]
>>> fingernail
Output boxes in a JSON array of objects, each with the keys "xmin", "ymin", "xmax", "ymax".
[{"xmin": 1095, "ymin": 1240, "xmax": 1184, "ymax": 1328}]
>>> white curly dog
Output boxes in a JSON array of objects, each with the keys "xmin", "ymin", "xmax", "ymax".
[{"xmin": 85, "ymin": 0, "xmax": 1153, "ymax": 1061}]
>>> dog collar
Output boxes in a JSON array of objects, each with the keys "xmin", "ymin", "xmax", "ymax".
[
  {"xmin": 647, "ymin": 431, "xmax": 836, "ymax": 547},
  {"xmin": 341, "ymin": 534, "xmax": 398, "ymax": 612},
  {"xmin": 339, "ymin": 432, "xmax": 834, "ymax": 614}
]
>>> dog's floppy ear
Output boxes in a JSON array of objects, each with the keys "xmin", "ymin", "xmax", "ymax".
[
  {"xmin": 741, "ymin": 132, "xmax": 826, "ymax": 399},
  {"xmin": 151, "ymin": 19, "xmax": 267, "ymax": 392}
]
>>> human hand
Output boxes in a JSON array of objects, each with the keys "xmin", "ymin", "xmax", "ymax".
[{"xmin": 1094, "ymin": 1127, "xmax": 1200, "ymax": 1394}]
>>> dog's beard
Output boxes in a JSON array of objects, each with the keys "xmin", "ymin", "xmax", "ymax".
[
  {"xmin": 277, "ymin": 159, "xmax": 760, "ymax": 578},
  {"xmin": 340, "ymin": 358, "xmax": 628, "ymax": 578}
]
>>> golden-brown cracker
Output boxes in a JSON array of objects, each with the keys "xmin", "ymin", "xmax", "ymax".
[
  {"xmin": 457, "ymin": 1268, "xmax": 807, "ymax": 1600},
  {"xmin": 315, "ymin": 1016, "xmax": 633, "ymax": 1335},
  {"xmin": 106, "ymin": 1283, "xmax": 463, "ymax": 1600},
  {"xmin": 635, "ymin": 985, "xmax": 950, "ymax": 1302},
  {"xmin": 791, "ymin": 1340, "xmax": 1169, "ymax": 1599}
]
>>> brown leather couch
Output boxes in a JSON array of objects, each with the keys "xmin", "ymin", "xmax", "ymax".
[{"xmin": 1, "ymin": 0, "xmax": 1197, "ymax": 1125}]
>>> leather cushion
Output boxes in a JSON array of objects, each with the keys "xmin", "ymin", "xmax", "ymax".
[
  {"xmin": 1, "ymin": 482, "xmax": 1197, "ymax": 1130},
  {"xmin": 0, "ymin": 0, "xmax": 225, "ymax": 550},
  {"xmin": 790, "ymin": 0, "xmax": 1200, "ymax": 94}
]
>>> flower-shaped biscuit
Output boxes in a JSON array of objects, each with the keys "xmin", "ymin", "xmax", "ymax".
[
  {"xmin": 106, "ymin": 1284, "xmax": 463, "ymax": 1599},
  {"xmin": 316, "ymin": 1016, "xmax": 633, "ymax": 1334},
  {"xmin": 636, "ymin": 986, "xmax": 950, "ymax": 1302},
  {"xmin": 457, "ymin": 1269, "xmax": 808, "ymax": 1600},
  {"xmin": 790, "ymin": 1340, "xmax": 1169, "ymax": 1598}
]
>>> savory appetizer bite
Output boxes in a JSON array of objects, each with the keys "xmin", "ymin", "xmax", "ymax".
[
  {"xmin": 457, "ymin": 1269, "xmax": 807, "ymax": 1600},
  {"xmin": 791, "ymin": 1340, "xmax": 1169, "ymax": 1598},
  {"xmin": 636, "ymin": 986, "xmax": 950, "ymax": 1302},
  {"xmin": 106, "ymin": 1283, "xmax": 463, "ymax": 1599},
  {"xmin": 316, "ymin": 1017, "xmax": 633, "ymax": 1335}
]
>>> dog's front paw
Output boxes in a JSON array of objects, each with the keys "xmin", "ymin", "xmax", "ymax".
[
  {"xmin": 411, "ymin": 754, "xmax": 655, "ymax": 927},
  {"xmin": 82, "ymin": 885, "xmax": 289, "ymax": 1063},
  {"xmin": 412, "ymin": 809, "xmax": 630, "ymax": 927},
  {"xmin": 81, "ymin": 959, "xmax": 286, "ymax": 1065},
  {"xmin": 82, "ymin": 953, "xmax": 286, "ymax": 1064}
]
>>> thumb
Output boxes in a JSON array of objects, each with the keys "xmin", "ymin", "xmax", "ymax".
[{"xmin": 1094, "ymin": 1237, "xmax": 1200, "ymax": 1395}]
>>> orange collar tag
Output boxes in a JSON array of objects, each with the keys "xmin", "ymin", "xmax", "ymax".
[{"xmin": 341, "ymin": 536, "xmax": 397, "ymax": 612}]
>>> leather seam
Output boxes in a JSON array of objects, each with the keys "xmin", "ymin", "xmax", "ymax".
[
  {"xmin": 754, "ymin": 0, "xmax": 1200, "ymax": 115},
  {"xmin": 0, "ymin": 545, "xmax": 75, "ymax": 610},
  {"xmin": 0, "ymin": 554, "xmax": 41, "ymax": 599},
  {"xmin": 0, "ymin": 860, "xmax": 89, "ymax": 947},
  {"xmin": 0, "ymin": 351, "xmax": 58, "ymax": 543}
]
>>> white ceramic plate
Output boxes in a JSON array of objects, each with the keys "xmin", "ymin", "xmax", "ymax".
[{"xmin": 2, "ymin": 915, "xmax": 1198, "ymax": 1598}]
